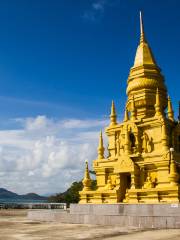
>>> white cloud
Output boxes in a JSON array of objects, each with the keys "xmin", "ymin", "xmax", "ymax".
[
  {"xmin": 82, "ymin": 0, "xmax": 121, "ymax": 22},
  {"xmin": 0, "ymin": 116, "xmax": 108, "ymax": 195},
  {"xmin": 92, "ymin": 1, "xmax": 106, "ymax": 11},
  {"xmin": 82, "ymin": 0, "xmax": 107, "ymax": 22}
]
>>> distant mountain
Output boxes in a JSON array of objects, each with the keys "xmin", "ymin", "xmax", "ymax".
[
  {"xmin": 21, "ymin": 193, "xmax": 47, "ymax": 200},
  {"xmin": 0, "ymin": 188, "xmax": 47, "ymax": 200},
  {"xmin": 0, "ymin": 188, "xmax": 19, "ymax": 198}
]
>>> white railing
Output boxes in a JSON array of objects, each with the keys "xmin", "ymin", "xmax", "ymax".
[{"xmin": 0, "ymin": 202, "xmax": 67, "ymax": 210}]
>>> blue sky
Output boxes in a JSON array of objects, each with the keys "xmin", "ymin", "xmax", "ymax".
[
  {"xmin": 0, "ymin": 0, "xmax": 179, "ymax": 122},
  {"xmin": 0, "ymin": 0, "xmax": 180, "ymax": 194}
]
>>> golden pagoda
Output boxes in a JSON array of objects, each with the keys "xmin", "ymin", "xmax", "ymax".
[{"xmin": 79, "ymin": 12, "xmax": 180, "ymax": 204}]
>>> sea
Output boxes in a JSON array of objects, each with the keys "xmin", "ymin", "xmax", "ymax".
[{"xmin": 0, "ymin": 198, "xmax": 47, "ymax": 204}]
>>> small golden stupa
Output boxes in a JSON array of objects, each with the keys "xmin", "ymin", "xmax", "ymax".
[{"xmin": 79, "ymin": 12, "xmax": 180, "ymax": 204}]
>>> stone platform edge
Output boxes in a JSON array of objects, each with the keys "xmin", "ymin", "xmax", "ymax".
[
  {"xmin": 27, "ymin": 203, "xmax": 180, "ymax": 229},
  {"xmin": 70, "ymin": 203, "xmax": 180, "ymax": 216}
]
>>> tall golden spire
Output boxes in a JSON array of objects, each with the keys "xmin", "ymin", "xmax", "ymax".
[
  {"xmin": 97, "ymin": 131, "xmax": 104, "ymax": 159},
  {"xmin": 167, "ymin": 96, "xmax": 174, "ymax": 121},
  {"xmin": 110, "ymin": 100, "xmax": 117, "ymax": 126},
  {"xmin": 133, "ymin": 12, "xmax": 156, "ymax": 67},
  {"xmin": 140, "ymin": 11, "xmax": 146, "ymax": 43},
  {"xmin": 126, "ymin": 12, "xmax": 167, "ymax": 119}
]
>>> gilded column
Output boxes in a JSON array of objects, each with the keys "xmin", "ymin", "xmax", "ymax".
[
  {"xmin": 131, "ymin": 96, "xmax": 136, "ymax": 120},
  {"xmin": 169, "ymin": 149, "xmax": 179, "ymax": 186},
  {"xmin": 161, "ymin": 120, "xmax": 169, "ymax": 152},
  {"xmin": 124, "ymin": 108, "xmax": 129, "ymax": 122},
  {"xmin": 124, "ymin": 125, "xmax": 130, "ymax": 154},
  {"xmin": 155, "ymin": 88, "xmax": 162, "ymax": 117}
]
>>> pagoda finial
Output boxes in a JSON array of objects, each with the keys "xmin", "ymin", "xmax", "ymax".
[
  {"xmin": 110, "ymin": 100, "xmax": 117, "ymax": 126},
  {"xmin": 140, "ymin": 11, "xmax": 146, "ymax": 43},
  {"xmin": 82, "ymin": 160, "xmax": 92, "ymax": 191},
  {"xmin": 167, "ymin": 96, "xmax": 174, "ymax": 121},
  {"xmin": 132, "ymin": 12, "xmax": 157, "ymax": 69},
  {"xmin": 155, "ymin": 88, "xmax": 162, "ymax": 117},
  {"xmin": 97, "ymin": 130, "xmax": 104, "ymax": 159},
  {"xmin": 124, "ymin": 108, "xmax": 129, "ymax": 122},
  {"xmin": 84, "ymin": 160, "xmax": 90, "ymax": 179}
]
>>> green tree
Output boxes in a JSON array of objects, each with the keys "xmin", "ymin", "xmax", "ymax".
[{"xmin": 48, "ymin": 179, "xmax": 97, "ymax": 205}]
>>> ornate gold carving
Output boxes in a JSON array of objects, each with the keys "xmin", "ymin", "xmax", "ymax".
[
  {"xmin": 104, "ymin": 176, "xmax": 114, "ymax": 190},
  {"xmin": 143, "ymin": 173, "xmax": 154, "ymax": 189},
  {"xmin": 123, "ymin": 189, "xmax": 129, "ymax": 203},
  {"xmin": 118, "ymin": 157, "xmax": 134, "ymax": 172},
  {"xmin": 141, "ymin": 132, "xmax": 153, "ymax": 153}
]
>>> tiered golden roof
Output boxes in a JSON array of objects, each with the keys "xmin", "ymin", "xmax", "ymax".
[{"xmin": 127, "ymin": 12, "xmax": 167, "ymax": 119}]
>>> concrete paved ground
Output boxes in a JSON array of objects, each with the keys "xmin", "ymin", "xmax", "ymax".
[{"xmin": 0, "ymin": 210, "xmax": 180, "ymax": 240}]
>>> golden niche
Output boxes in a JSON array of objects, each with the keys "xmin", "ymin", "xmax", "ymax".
[{"xmin": 79, "ymin": 12, "xmax": 180, "ymax": 204}]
